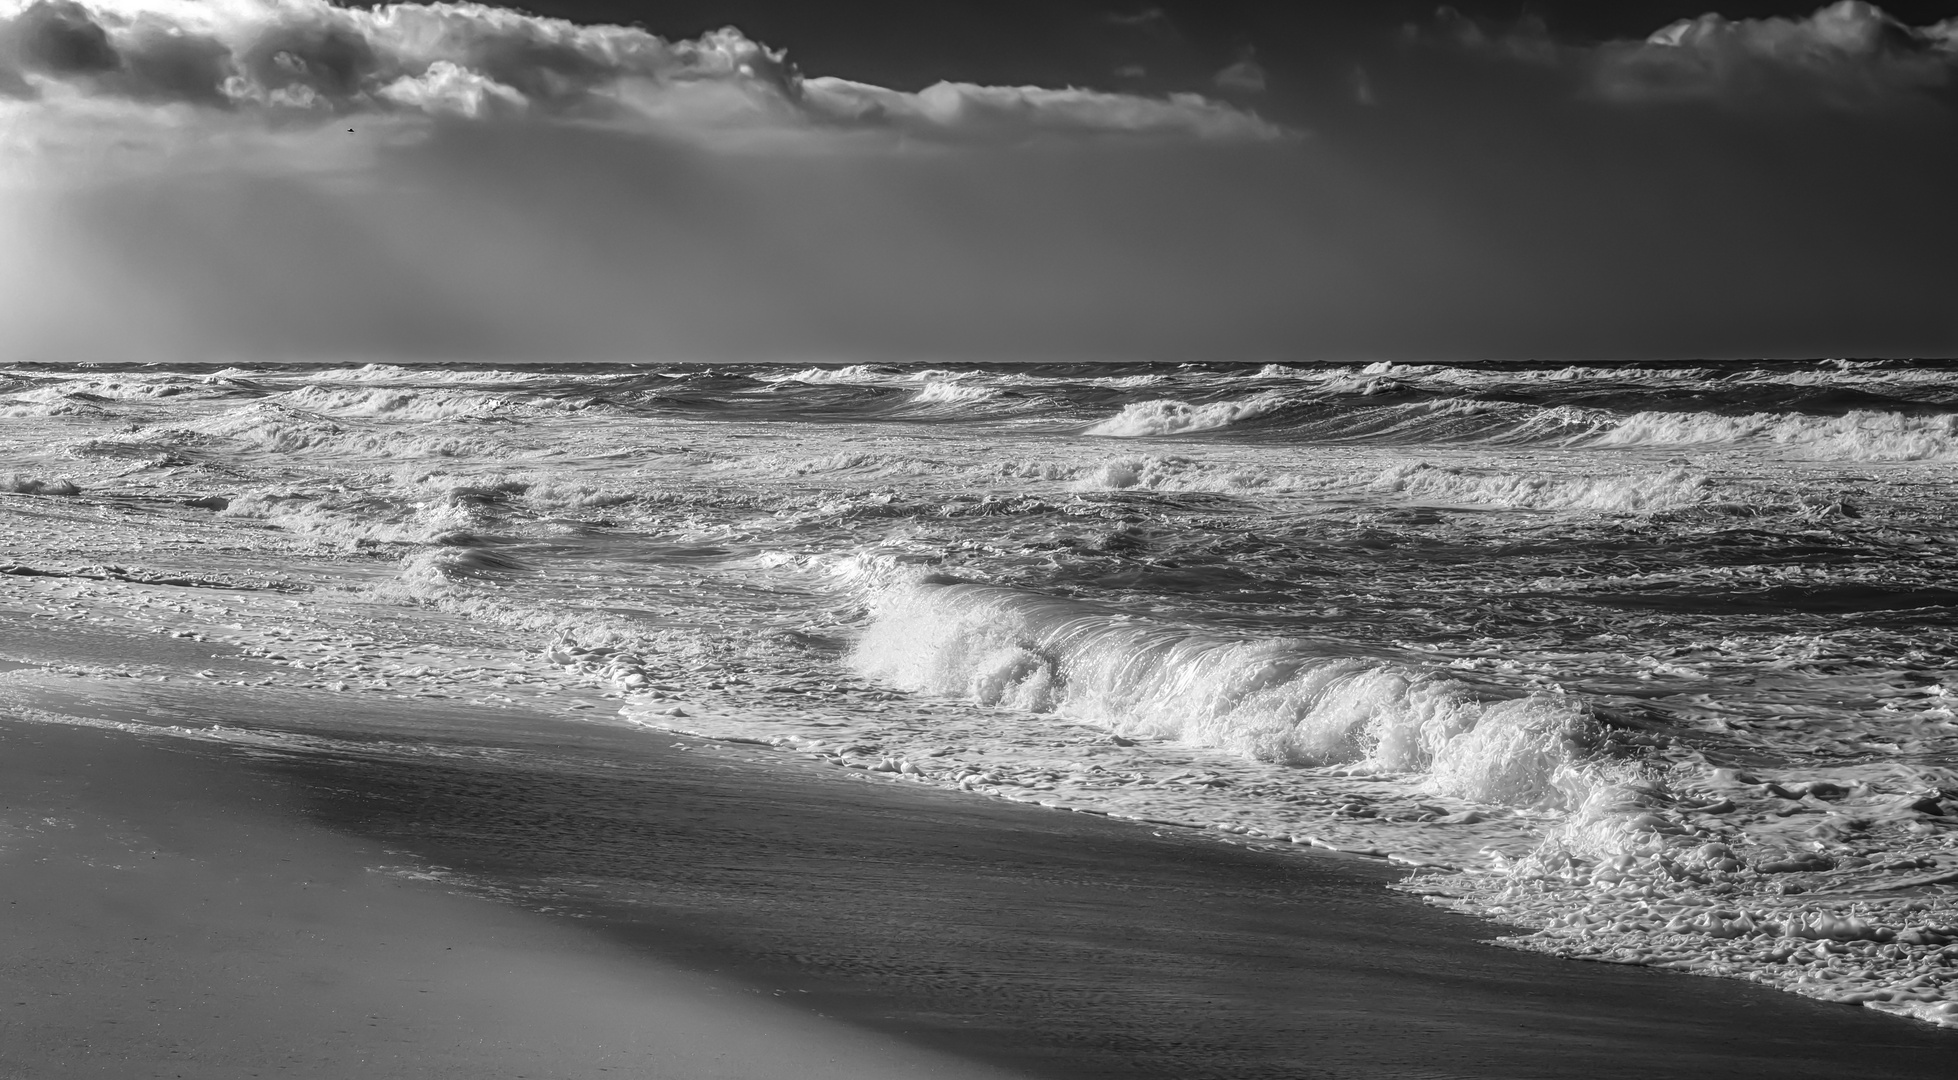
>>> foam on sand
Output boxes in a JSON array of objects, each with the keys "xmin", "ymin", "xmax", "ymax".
[{"xmin": 1405, "ymin": 761, "xmax": 1958, "ymax": 1026}]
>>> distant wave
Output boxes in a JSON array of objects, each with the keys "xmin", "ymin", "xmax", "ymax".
[
  {"xmin": 1083, "ymin": 392, "xmax": 1292, "ymax": 436},
  {"xmin": 1080, "ymin": 395, "xmax": 1596, "ymax": 442},
  {"xmin": 909, "ymin": 380, "xmax": 1003, "ymax": 405},
  {"xmin": 1371, "ymin": 462, "xmax": 1716, "ymax": 512},
  {"xmin": 253, "ymin": 363, "xmax": 566, "ymax": 385},
  {"xmin": 168, "ymin": 402, "xmax": 496, "ymax": 458},
  {"xmin": 1063, "ymin": 454, "xmax": 1768, "ymax": 515},
  {"xmin": 1078, "ymin": 389, "xmax": 1958, "ymax": 461},
  {"xmin": 1070, "ymin": 454, "xmax": 1320, "ymax": 494},
  {"xmin": 272, "ymin": 385, "xmax": 591, "ymax": 422},
  {"xmin": 851, "ymin": 581, "xmax": 1602, "ymax": 807},
  {"xmin": 1584, "ymin": 408, "xmax": 1958, "ymax": 461},
  {"xmin": 4, "ymin": 373, "xmax": 230, "ymax": 404},
  {"xmin": 774, "ymin": 363, "xmax": 902, "ymax": 385}
]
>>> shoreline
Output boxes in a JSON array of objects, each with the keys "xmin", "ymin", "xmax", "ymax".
[
  {"xmin": 0, "ymin": 719, "xmax": 1024, "ymax": 1080},
  {"xmin": 5, "ymin": 705, "xmax": 1957, "ymax": 1079}
]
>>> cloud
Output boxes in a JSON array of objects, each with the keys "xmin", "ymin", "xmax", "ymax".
[
  {"xmin": 376, "ymin": 58, "xmax": 525, "ymax": 119},
  {"xmin": 1593, "ymin": 2, "xmax": 1958, "ymax": 108},
  {"xmin": 1104, "ymin": 8, "xmax": 1175, "ymax": 37},
  {"xmin": 1213, "ymin": 49, "xmax": 1266, "ymax": 95},
  {"xmin": 801, "ymin": 76, "xmax": 1282, "ymax": 141},
  {"xmin": 1348, "ymin": 64, "xmax": 1374, "ymax": 106},
  {"xmin": 1430, "ymin": 2, "xmax": 1958, "ymax": 110},
  {"xmin": 0, "ymin": 0, "xmax": 1282, "ymax": 147},
  {"xmin": 6, "ymin": 3, "xmax": 1953, "ymax": 367}
]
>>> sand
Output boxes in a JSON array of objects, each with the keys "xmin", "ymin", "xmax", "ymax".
[
  {"xmin": 0, "ymin": 599, "xmax": 1955, "ymax": 1078},
  {"xmin": 3, "ymin": 706, "xmax": 1957, "ymax": 1080},
  {"xmin": 0, "ymin": 720, "xmax": 1019, "ymax": 1080}
]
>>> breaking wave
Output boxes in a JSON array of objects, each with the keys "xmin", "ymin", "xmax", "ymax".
[
  {"xmin": 1585, "ymin": 408, "xmax": 1958, "ymax": 461},
  {"xmin": 1078, "ymin": 391, "xmax": 1958, "ymax": 462},
  {"xmin": 1371, "ymin": 462, "xmax": 1717, "ymax": 512},
  {"xmin": 851, "ymin": 580, "xmax": 1603, "ymax": 807},
  {"xmin": 272, "ymin": 385, "xmax": 589, "ymax": 421},
  {"xmin": 1084, "ymin": 392, "xmax": 1292, "ymax": 436}
]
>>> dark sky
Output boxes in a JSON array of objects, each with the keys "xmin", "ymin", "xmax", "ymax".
[
  {"xmin": 517, "ymin": 2, "xmax": 1958, "ymax": 94},
  {"xmin": 5, "ymin": 0, "xmax": 1957, "ymax": 362}
]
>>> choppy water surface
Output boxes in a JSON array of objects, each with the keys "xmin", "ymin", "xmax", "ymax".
[{"xmin": 4, "ymin": 357, "xmax": 1957, "ymax": 1026}]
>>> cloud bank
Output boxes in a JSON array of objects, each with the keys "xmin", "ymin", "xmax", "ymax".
[{"xmin": 0, "ymin": 0, "xmax": 1283, "ymax": 141}]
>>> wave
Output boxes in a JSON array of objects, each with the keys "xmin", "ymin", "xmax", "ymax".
[
  {"xmin": 179, "ymin": 402, "xmax": 496, "ymax": 458},
  {"xmin": 909, "ymin": 380, "xmax": 1003, "ymax": 405},
  {"xmin": 1584, "ymin": 408, "xmax": 1958, "ymax": 461},
  {"xmin": 1087, "ymin": 373, "xmax": 1173, "ymax": 388},
  {"xmin": 4, "ymin": 374, "xmax": 228, "ymax": 403},
  {"xmin": 1, "ymin": 397, "xmax": 112, "ymax": 418},
  {"xmin": 1064, "ymin": 455, "xmax": 1773, "ymax": 516},
  {"xmin": 271, "ymin": 385, "xmax": 589, "ymax": 422},
  {"xmin": 1371, "ymin": 462, "xmax": 1716, "ymax": 513},
  {"xmin": 772, "ymin": 364, "xmax": 905, "ymax": 385},
  {"xmin": 1084, "ymin": 392, "xmax": 1292, "ymax": 436},
  {"xmin": 2, "ymin": 474, "xmax": 82, "ymax": 495},
  {"xmin": 1068, "ymin": 455, "xmax": 1320, "ymax": 495},
  {"xmin": 214, "ymin": 471, "xmax": 634, "ymax": 549},
  {"xmin": 850, "ymin": 581, "xmax": 1602, "ymax": 807},
  {"xmin": 1077, "ymin": 388, "xmax": 1958, "ymax": 462},
  {"xmin": 267, "ymin": 363, "xmax": 571, "ymax": 386}
]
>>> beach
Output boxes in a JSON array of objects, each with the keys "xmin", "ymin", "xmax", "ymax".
[
  {"xmin": 2, "ymin": 601, "xmax": 1957, "ymax": 1078},
  {"xmin": 9, "ymin": 0, "xmax": 1958, "ymax": 1071},
  {"xmin": 0, "ymin": 718, "xmax": 1023, "ymax": 1080},
  {"xmin": 3, "ymin": 356, "xmax": 1958, "ymax": 1075}
]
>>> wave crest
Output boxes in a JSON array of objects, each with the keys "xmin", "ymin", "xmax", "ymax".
[
  {"xmin": 1372, "ymin": 462, "xmax": 1715, "ymax": 512},
  {"xmin": 1587, "ymin": 409, "xmax": 1958, "ymax": 460},
  {"xmin": 850, "ymin": 582, "xmax": 1602, "ymax": 807},
  {"xmin": 1084, "ymin": 392, "xmax": 1289, "ymax": 436}
]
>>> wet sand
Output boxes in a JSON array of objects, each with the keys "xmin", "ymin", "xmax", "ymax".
[
  {"xmin": 3, "ymin": 695, "xmax": 1956, "ymax": 1080},
  {"xmin": 0, "ymin": 720, "xmax": 1023, "ymax": 1080}
]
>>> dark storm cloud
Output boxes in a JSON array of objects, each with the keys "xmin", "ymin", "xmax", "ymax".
[
  {"xmin": 0, "ymin": 1, "xmax": 239, "ymax": 104},
  {"xmin": 116, "ymin": 22, "xmax": 233, "ymax": 105},
  {"xmin": 10, "ymin": 0, "xmax": 118, "ymax": 74}
]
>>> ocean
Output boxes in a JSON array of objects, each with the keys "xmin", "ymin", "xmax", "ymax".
[{"xmin": 3, "ymin": 356, "xmax": 1956, "ymax": 1031}]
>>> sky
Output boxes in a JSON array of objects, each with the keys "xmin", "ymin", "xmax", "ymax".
[{"xmin": 2, "ymin": 0, "xmax": 1956, "ymax": 364}]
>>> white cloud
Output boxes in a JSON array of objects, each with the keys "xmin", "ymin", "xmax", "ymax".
[
  {"xmin": 376, "ymin": 58, "xmax": 524, "ymax": 119},
  {"xmin": 0, "ymin": 0, "xmax": 1284, "ymax": 148},
  {"xmin": 802, "ymin": 76, "xmax": 1284, "ymax": 142}
]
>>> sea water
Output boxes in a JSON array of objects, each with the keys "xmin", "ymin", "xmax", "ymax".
[{"xmin": 2, "ymin": 357, "xmax": 1955, "ymax": 1026}]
